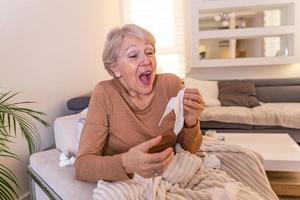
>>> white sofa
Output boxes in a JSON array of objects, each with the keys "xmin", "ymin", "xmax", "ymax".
[
  {"xmin": 185, "ymin": 77, "xmax": 300, "ymax": 143},
  {"xmin": 29, "ymin": 111, "xmax": 95, "ymax": 200}
]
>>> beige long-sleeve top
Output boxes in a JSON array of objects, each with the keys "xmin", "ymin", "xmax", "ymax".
[{"xmin": 75, "ymin": 73, "xmax": 202, "ymax": 182}]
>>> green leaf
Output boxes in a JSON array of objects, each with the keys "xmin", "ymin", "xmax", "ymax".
[
  {"xmin": 0, "ymin": 91, "xmax": 48, "ymax": 199},
  {"xmin": 0, "ymin": 91, "xmax": 19, "ymax": 105},
  {"xmin": 0, "ymin": 164, "xmax": 19, "ymax": 199}
]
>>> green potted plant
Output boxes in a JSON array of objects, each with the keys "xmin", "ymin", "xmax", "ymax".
[{"xmin": 0, "ymin": 91, "xmax": 49, "ymax": 200}]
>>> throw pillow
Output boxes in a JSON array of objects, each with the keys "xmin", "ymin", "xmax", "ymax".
[
  {"xmin": 53, "ymin": 108, "xmax": 88, "ymax": 157},
  {"xmin": 218, "ymin": 80, "xmax": 260, "ymax": 107},
  {"xmin": 184, "ymin": 77, "xmax": 221, "ymax": 107}
]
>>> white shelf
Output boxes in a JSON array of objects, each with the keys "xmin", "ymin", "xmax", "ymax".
[
  {"xmin": 190, "ymin": 0, "xmax": 298, "ymax": 68},
  {"xmin": 198, "ymin": 26, "xmax": 295, "ymax": 40},
  {"xmin": 195, "ymin": 0, "xmax": 295, "ymax": 11},
  {"xmin": 194, "ymin": 56, "xmax": 296, "ymax": 68}
]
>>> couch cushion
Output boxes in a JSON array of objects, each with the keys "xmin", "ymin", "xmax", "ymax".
[
  {"xmin": 200, "ymin": 103, "xmax": 300, "ymax": 129},
  {"xmin": 252, "ymin": 78, "xmax": 300, "ymax": 87},
  {"xmin": 30, "ymin": 149, "xmax": 95, "ymax": 200},
  {"xmin": 67, "ymin": 96, "xmax": 91, "ymax": 112},
  {"xmin": 256, "ymin": 86, "xmax": 300, "ymax": 103},
  {"xmin": 184, "ymin": 77, "xmax": 221, "ymax": 106},
  {"xmin": 218, "ymin": 80, "xmax": 260, "ymax": 107}
]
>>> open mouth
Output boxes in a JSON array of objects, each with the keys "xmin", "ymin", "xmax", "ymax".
[{"xmin": 139, "ymin": 71, "xmax": 152, "ymax": 85}]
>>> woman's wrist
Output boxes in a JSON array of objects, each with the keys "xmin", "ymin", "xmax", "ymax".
[
  {"xmin": 121, "ymin": 152, "xmax": 132, "ymax": 174},
  {"xmin": 184, "ymin": 120, "xmax": 198, "ymax": 128},
  {"xmin": 121, "ymin": 153, "xmax": 134, "ymax": 178}
]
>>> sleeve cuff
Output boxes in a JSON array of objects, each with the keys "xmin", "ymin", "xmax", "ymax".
[
  {"xmin": 178, "ymin": 121, "xmax": 202, "ymax": 153},
  {"xmin": 184, "ymin": 120, "xmax": 199, "ymax": 129},
  {"xmin": 113, "ymin": 154, "xmax": 133, "ymax": 180}
]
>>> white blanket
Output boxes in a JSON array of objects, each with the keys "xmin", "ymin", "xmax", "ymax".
[
  {"xmin": 93, "ymin": 139, "xmax": 278, "ymax": 200},
  {"xmin": 200, "ymin": 103, "xmax": 300, "ymax": 129}
]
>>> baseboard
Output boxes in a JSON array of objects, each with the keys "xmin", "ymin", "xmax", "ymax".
[{"xmin": 18, "ymin": 192, "xmax": 30, "ymax": 200}]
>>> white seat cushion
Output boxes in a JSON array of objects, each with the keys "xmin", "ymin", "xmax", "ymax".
[{"xmin": 30, "ymin": 149, "xmax": 95, "ymax": 200}]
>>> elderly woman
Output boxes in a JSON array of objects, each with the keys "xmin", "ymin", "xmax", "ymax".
[{"xmin": 75, "ymin": 24, "xmax": 204, "ymax": 182}]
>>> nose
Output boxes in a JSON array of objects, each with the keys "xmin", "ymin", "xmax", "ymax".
[{"xmin": 139, "ymin": 53, "xmax": 151, "ymax": 65}]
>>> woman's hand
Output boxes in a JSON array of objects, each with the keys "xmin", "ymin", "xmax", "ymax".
[
  {"xmin": 183, "ymin": 88, "xmax": 204, "ymax": 127},
  {"xmin": 121, "ymin": 135, "xmax": 174, "ymax": 178}
]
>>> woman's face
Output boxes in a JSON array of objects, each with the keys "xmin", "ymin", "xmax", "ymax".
[{"xmin": 112, "ymin": 35, "xmax": 157, "ymax": 97}]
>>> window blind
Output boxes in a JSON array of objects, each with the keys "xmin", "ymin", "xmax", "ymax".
[{"xmin": 121, "ymin": 0, "xmax": 186, "ymax": 78}]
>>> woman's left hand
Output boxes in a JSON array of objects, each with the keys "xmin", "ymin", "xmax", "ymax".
[{"xmin": 183, "ymin": 88, "xmax": 204, "ymax": 127}]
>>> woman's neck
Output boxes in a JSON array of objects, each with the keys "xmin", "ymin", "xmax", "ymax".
[
  {"xmin": 130, "ymin": 92, "xmax": 155, "ymax": 110},
  {"xmin": 119, "ymin": 78, "xmax": 155, "ymax": 109}
]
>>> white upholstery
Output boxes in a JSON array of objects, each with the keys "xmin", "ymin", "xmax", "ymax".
[
  {"xmin": 201, "ymin": 103, "xmax": 300, "ymax": 129},
  {"xmin": 30, "ymin": 149, "xmax": 95, "ymax": 200},
  {"xmin": 184, "ymin": 77, "xmax": 221, "ymax": 107},
  {"xmin": 54, "ymin": 109, "xmax": 87, "ymax": 156}
]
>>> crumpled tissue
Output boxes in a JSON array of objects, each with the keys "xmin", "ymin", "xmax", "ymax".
[
  {"xmin": 59, "ymin": 152, "xmax": 76, "ymax": 167},
  {"xmin": 159, "ymin": 88, "xmax": 185, "ymax": 135}
]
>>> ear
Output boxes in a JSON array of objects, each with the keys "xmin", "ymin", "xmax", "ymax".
[{"xmin": 111, "ymin": 65, "xmax": 121, "ymax": 78}]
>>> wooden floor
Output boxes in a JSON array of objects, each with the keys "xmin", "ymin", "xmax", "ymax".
[{"xmin": 267, "ymin": 171, "xmax": 300, "ymax": 198}]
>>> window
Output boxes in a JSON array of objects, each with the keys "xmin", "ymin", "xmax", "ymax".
[{"xmin": 121, "ymin": 0, "xmax": 186, "ymax": 78}]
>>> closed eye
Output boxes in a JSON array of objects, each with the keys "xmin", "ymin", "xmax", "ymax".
[
  {"xmin": 128, "ymin": 54, "xmax": 138, "ymax": 58},
  {"xmin": 145, "ymin": 50, "xmax": 155, "ymax": 56}
]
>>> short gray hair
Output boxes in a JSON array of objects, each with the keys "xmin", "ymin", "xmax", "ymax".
[{"xmin": 102, "ymin": 24, "xmax": 156, "ymax": 77}]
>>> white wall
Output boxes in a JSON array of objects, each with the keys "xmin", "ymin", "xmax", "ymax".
[{"xmin": 0, "ymin": 0, "xmax": 120, "ymax": 198}]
